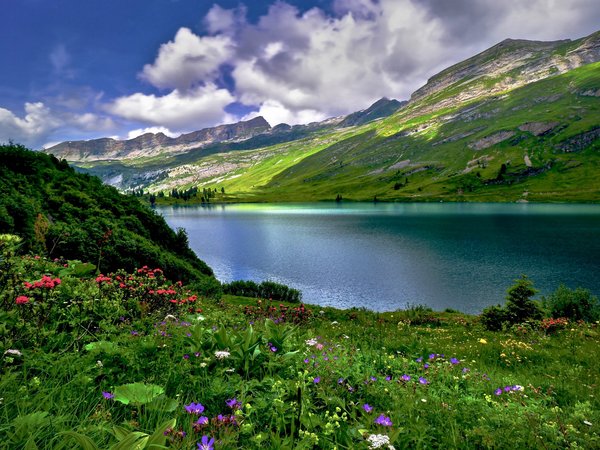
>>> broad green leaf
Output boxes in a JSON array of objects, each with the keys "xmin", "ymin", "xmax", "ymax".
[
  {"xmin": 58, "ymin": 431, "xmax": 100, "ymax": 450},
  {"xmin": 113, "ymin": 383, "xmax": 164, "ymax": 406},
  {"xmin": 146, "ymin": 419, "xmax": 176, "ymax": 447}
]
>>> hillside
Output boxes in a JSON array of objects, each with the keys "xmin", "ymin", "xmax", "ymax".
[
  {"xmin": 45, "ymin": 31, "xmax": 600, "ymax": 202},
  {"xmin": 0, "ymin": 144, "xmax": 216, "ymax": 284}
]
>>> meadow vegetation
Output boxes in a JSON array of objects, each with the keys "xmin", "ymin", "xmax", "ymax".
[{"xmin": 1, "ymin": 234, "xmax": 599, "ymax": 449}]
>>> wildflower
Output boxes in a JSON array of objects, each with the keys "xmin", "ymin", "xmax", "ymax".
[
  {"xmin": 96, "ymin": 360, "xmax": 103, "ymax": 368},
  {"xmin": 304, "ymin": 358, "xmax": 310, "ymax": 364},
  {"xmin": 306, "ymin": 338, "xmax": 318, "ymax": 346},
  {"xmin": 363, "ymin": 403, "xmax": 373, "ymax": 413},
  {"xmin": 4, "ymin": 349, "xmax": 22, "ymax": 357},
  {"xmin": 226, "ymin": 398, "xmax": 242, "ymax": 410},
  {"xmin": 385, "ymin": 376, "xmax": 392, "ymax": 381},
  {"xmin": 184, "ymin": 402, "xmax": 205, "ymax": 415},
  {"xmin": 197, "ymin": 435, "xmax": 215, "ymax": 450},
  {"xmin": 419, "ymin": 377, "xmax": 429, "ymax": 385},
  {"xmin": 370, "ymin": 376, "xmax": 377, "ymax": 382},
  {"xmin": 479, "ymin": 338, "xmax": 488, "ymax": 344},
  {"xmin": 494, "ymin": 388, "xmax": 502, "ymax": 396},
  {"xmin": 423, "ymin": 363, "xmax": 430, "ymax": 369},
  {"xmin": 215, "ymin": 350, "xmax": 231, "ymax": 360},
  {"xmin": 313, "ymin": 376, "xmax": 321, "ymax": 384},
  {"xmin": 462, "ymin": 368, "xmax": 470, "ymax": 374},
  {"xmin": 366, "ymin": 433, "xmax": 391, "ymax": 449},
  {"xmin": 401, "ymin": 374, "xmax": 411, "ymax": 382},
  {"xmin": 270, "ymin": 345, "xmax": 278, "ymax": 352},
  {"xmin": 374, "ymin": 414, "xmax": 393, "ymax": 426},
  {"xmin": 196, "ymin": 416, "xmax": 209, "ymax": 426},
  {"xmin": 450, "ymin": 358, "xmax": 460, "ymax": 365},
  {"xmin": 183, "ymin": 354, "xmax": 190, "ymax": 360},
  {"xmin": 15, "ymin": 296, "xmax": 29, "ymax": 305},
  {"xmin": 102, "ymin": 391, "xmax": 114, "ymax": 399},
  {"xmin": 416, "ymin": 357, "xmax": 423, "ymax": 363},
  {"xmin": 130, "ymin": 330, "xmax": 139, "ymax": 336},
  {"xmin": 429, "ymin": 353, "xmax": 436, "ymax": 360},
  {"xmin": 338, "ymin": 378, "xmax": 345, "ymax": 384},
  {"xmin": 513, "ymin": 385, "xmax": 524, "ymax": 391}
]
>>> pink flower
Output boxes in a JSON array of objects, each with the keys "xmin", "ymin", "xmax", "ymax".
[{"xmin": 15, "ymin": 295, "xmax": 30, "ymax": 305}]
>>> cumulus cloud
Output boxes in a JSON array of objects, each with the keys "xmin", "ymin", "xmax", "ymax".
[
  {"xmin": 140, "ymin": 27, "xmax": 234, "ymax": 91},
  {"xmin": 106, "ymin": 83, "xmax": 235, "ymax": 131},
  {"xmin": 127, "ymin": 126, "xmax": 178, "ymax": 140},
  {"xmin": 0, "ymin": 102, "xmax": 115, "ymax": 148}
]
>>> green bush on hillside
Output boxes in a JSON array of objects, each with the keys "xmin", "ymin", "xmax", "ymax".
[
  {"xmin": 0, "ymin": 144, "xmax": 213, "ymax": 284},
  {"xmin": 223, "ymin": 279, "xmax": 302, "ymax": 303}
]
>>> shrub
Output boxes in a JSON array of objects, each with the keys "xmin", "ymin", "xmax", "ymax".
[
  {"xmin": 480, "ymin": 276, "xmax": 543, "ymax": 331},
  {"xmin": 544, "ymin": 284, "xmax": 600, "ymax": 322},
  {"xmin": 223, "ymin": 280, "xmax": 302, "ymax": 303},
  {"xmin": 480, "ymin": 305, "xmax": 510, "ymax": 331}
]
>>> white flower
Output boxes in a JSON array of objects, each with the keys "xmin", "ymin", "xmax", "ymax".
[
  {"xmin": 96, "ymin": 360, "xmax": 103, "ymax": 368},
  {"xmin": 4, "ymin": 349, "xmax": 22, "ymax": 357},
  {"xmin": 331, "ymin": 321, "xmax": 339, "ymax": 325},
  {"xmin": 196, "ymin": 315, "xmax": 205, "ymax": 321},
  {"xmin": 164, "ymin": 314, "xmax": 177, "ymax": 322},
  {"xmin": 200, "ymin": 362, "xmax": 207, "ymax": 368},
  {"xmin": 215, "ymin": 350, "xmax": 231, "ymax": 360},
  {"xmin": 367, "ymin": 434, "xmax": 391, "ymax": 449},
  {"xmin": 305, "ymin": 339, "xmax": 318, "ymax": 346}
]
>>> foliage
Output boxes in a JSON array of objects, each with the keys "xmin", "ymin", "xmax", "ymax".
[
  {"xmin": 0, "ymin": 144, "xmax": 213, "ymax": 283},
  {"xmin": 543, "ymin": 284, "xmax": 600, "ymax": 322},
  {"xmin": 223, "ymin": 280, "xmax": 302, "ymax": 303},
  {"xmin": 2, "ymin": 242, "xmax": 600, "ymax": 448},
  {"xmin": 481, "ymin": 276, "xmax": 543, "ymax": 331}
]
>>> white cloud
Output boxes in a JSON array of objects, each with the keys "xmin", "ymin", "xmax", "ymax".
[
  {"xmin": 0, "ymin": 102, "xmax": 115, "ymax": 148},
  {"xmin": 127, "ymin": 126, "xmax": 177, "ymax": 140},
  {"xmin": 107, "ymin": 83, "xmax": 235, "ymax": 131},
  {"xmin": 140, "ymin": 27, "xmax": 234, "ymax": 91},
  {"xmin": 243, "ymin": 99, "xmax": 327, "ymax": 126}
]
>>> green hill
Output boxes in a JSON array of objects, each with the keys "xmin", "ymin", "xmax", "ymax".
[{"xmin": 0, "ymin": 144, "xmax": 214, "ymax": 283}]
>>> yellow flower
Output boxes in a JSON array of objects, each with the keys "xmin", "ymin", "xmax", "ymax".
[{"xmin": 479, "ymin": 338, "xmax": 488, "ymax": 344}]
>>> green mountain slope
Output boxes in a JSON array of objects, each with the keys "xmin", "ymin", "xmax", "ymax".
[
  {"xmin": 54, "ymin": 31, "xmax": 600, "ymax": 203},
  {"xmin": 0, "ymin": 144, "xmax": 215, "ymax": 282}
]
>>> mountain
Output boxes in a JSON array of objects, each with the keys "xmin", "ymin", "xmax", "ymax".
[
  {"xmin": 45, "ymin": 116, "xmax": 271, "ymax": 162},
  {"xmin": 45, "ymin": 30, "xmax": 600, "ymax": 202},
  {"xmin": 338, "ymin": 98, "xmax": 406, "ymax": 127}
]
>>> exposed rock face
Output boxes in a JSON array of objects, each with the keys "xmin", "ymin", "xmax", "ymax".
[
  {"xmin": 558, "ymin": 127, "xmax": 600, "ymax": 152},
  {"xmin": 519, "ymin": 122, "xmax": 560, "ymax": 136},
  {"xmin": 45, "ymin": 116, "xmax": 271, "ymax": 162},
  {"xmin": 469, "ymin": 131, "xmax": 516, "ymax": 150},
  {"xmin": 409, "ymin": 31, "xmax": 600, "ymax": 112}
]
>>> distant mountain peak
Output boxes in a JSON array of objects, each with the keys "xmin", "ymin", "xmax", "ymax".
[{"xmin": 338, "ymin": 97, "xmax": 406, "ymax": 128}]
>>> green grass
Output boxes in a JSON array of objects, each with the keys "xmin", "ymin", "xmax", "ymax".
[{"xmin": 2, "ymin": 249, "xmax": 600, "ymax": 449}]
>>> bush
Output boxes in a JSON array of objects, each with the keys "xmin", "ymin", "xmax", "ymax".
[
  {"xmin": 480, "ymin": 305, "xmax": 510, "ymax": 331},
  {"xmin": 222, "ymin": 280, "xmax": 302, "ymax": 303},
  {"xmin": 544, "ymin": 285, "xmax": 600, "ymax": 322},
  {"xmin": 480, "ymin": 275, "xmax": 543, "ymax": 331}
]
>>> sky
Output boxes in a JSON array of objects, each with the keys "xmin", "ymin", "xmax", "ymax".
[{"xmin": 1, "ymin": 0, "xmax": 599, "ymax": 149}]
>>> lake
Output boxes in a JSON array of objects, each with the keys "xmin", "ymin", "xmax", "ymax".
[{"xmin": 159, "ymin": 203, "xmax": 600, "ymax": 314}]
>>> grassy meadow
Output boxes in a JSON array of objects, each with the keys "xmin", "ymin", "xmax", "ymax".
[{"xmin": 2, "ymin": 237, "xmax": 599, "ymax": 449}]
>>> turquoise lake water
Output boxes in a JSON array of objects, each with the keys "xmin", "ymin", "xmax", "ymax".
[{"xmin": 159, "ymin": 203, "xmax": 600, "ymax": 313}]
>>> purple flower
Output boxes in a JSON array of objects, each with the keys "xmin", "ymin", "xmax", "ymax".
[
  {"xmin": 423, "ymin": 363, "xmax": 430, "ymax": 369},
  {"xmin": 429, "ymin": 353, "xmax": 436, "ymax": 360},
  {"xmin": 198, "ymin": 435, "xmax": 215, "ymax": 450},
  {"xmin": 401, "ymin": 374, "xmax": 411, "ymax": 382},
  {"xmin": 419, "ymin": 377, "xmax": 429, "ymax": 385},
  {"xmin": 385, "ymin": 376, "xmax": 392, "ymax": 382},
  {"xmin": 338, "ymin": 378, "xmax": 345, "ymax": 384},
  {"xmin": 184, "ymin": 402, "xmax": 205, "ymax": 415},
  {"xmin": 462, "ymin": 367, "xmax": 470, "ymax": 373},
  {"xmin": 370, "ymin": 376, "xmax": 377, "ymax": 382},
  {"xmin": 504, "ymin": 386, "xmax": 512, "ymax": 392},
  {"xmin": 183, "ymin": 354, "xmax": 190, "ymax": 360},
  {"xmin": 226, "ymin": 398, "xmax": 242, "ymax": 410},
  {"xmin": 270, "ymin": 346, "xmax": 278, "ymax": 352},
  {"xmin": 313, "ymin": 376, "xmax": 321, "ymax": 384},
  {"xmin": 304, "ymin": 358, "xmax": 310, "ymax": 364},
  {"xmin": 374, "ymin": 414, "xmax": 393, "ymax": 426},
  {"xmin": 130, "ymin": 330, "xmax": 139, "ymax": 336},
  {"xmin": 196, "ymin": 416, "xmax": 209, "ymax": 426},
  {"xmin": 363, "ymin": 403, "xmax": 373, "ymax": 413},
  {"xmin": 450, "ymin": 357, "xmax": 460, "ymax": 365},
  {"xmin": 416, "ymin": 357, "xmax": 423, "ymax": 363},
  {"xmin": 495, "ymin": 388, "xmax": 502, "ymax": 396},
  {"xmin": 102, "ymin": 391, "xmax": 114, "ymax": 399}
]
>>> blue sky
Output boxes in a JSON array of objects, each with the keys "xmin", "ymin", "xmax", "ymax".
[{"xmin": 1, "ymin": 0, "xmax": 599, "ymax": 148}]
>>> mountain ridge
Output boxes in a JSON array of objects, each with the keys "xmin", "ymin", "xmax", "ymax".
[{"xmin": 44, "ymin": 30, "xmax": 600, "ymax": 202}]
